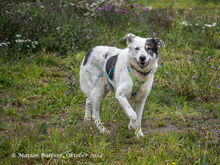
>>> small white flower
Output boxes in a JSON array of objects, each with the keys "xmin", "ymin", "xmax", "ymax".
[
  {"xmin": 181, "ymin": 21, "xmax": 188, "ymax": 26},
  {"xmin": 145, "ymin": 6, "xmax": 152, "ymax": 11},
  {"xmin": 34, "ymin": 41, "xmax": 38, "ymax": 45},
  {"xmin": 16, "ymin": 34, "xmax": 22, "ymax": 38},
  {"xmin": 27, "ymin": 45, "xmax": 30, "ymax": 48},
  {"xmin": 56, "ymin": 26, "xmax": 61, "ymax": 30},
  {"xmin": 40, "ymin": 5, "xmax": 44, "ymax": 8},
  {"xmin": 27, "ymin": 39, "xmax": 31, "ymax": 42},
  {"xmin": 15, "ymin": 39, "xmax": 24, "ymax": 43},
  {"xmin": 204, "ymin": 24, "xmax": 212, "ymax": 28}
]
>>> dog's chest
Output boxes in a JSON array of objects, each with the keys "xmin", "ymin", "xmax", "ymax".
[{"xmin": 128, "ymin": 67, "xmax": 146, "ymax": 96}]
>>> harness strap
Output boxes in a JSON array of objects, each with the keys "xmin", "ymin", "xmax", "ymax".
[
  {"xmin": 107, "ymin": 67, "xmax": 114, "ymax": 89},
  {"xmin": 127, "ymin": 67, "xmax": 145, "ymax": 96},
  {"xmin": 93, "ymin": 53, "xmax": 114, "ymax": 89},
  {"xmin": 93, "ymin": 67, "xmax": 114, "ymax": 89},
  {"xmin": 107, "ymin": 67, "xmax": 112, "ymax": 79},
  {"xmin": 93, "ymin": 71, "xmax": 104, "ymax": 88}
]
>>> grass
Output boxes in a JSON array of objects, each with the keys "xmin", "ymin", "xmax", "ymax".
[
  {"xmin": 134, "ymin": 0, "xmax": 220, "ymax": 8},
  {"xmin": 0, "ymin": 0, "xmax": 220, "ymax": 164}
]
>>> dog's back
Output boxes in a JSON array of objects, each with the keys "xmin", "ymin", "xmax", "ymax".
[{"xmin": 79, "ymin": 46, "xmax": 119, "ymax": 97}]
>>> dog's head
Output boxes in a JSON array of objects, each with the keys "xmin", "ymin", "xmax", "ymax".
[{"xmin": 124, "ymin": 33, "xmax": 165, "ymax": 69}]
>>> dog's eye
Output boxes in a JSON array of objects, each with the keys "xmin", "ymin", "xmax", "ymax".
[
  {"xmin": 146, "ymin": 47, "xmax": 151, "ymax": 51},
  {"xmin": 135, "ymin": 47, "xmax": 140, "ymax": 51}
]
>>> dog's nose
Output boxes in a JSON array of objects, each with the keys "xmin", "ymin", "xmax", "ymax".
[{"xmin": 139, "ymin": 56, "xmax": 146, "ymax": 62}]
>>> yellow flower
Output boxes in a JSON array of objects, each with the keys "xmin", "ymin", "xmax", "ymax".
[
  {"xmin": 24, "ymin": 136, "xmax": 26, "ymax": 138},
  {"xmin": 128, "ymin": 22, "xmax": 131, "ymax": 26},
  {"xmin": 89, "ymin": 127, "xmax": 93, "ymax": 130},
  {"xmin": 171, "ymin": 162, "xmax": 176, "ymax": 165},
  {"xmin": 101, "ymin": 122, "xmax": 104, "ymax": 125},
  {"xmin": 85, "ymin": 134, "xmax": 88, "ymax": 137},
  {"xmin": 48, "ymin": 136, "xmax": 51, "ymax": 139},
  {"xmin": 62, "ymin": 156, "xmax": 66, "ymax": 159},
  {"xmin": 195, "ymin": 160, "xmax": 199, "ymax": 163},
  {"xmin": 112, "ymin": 120, "xmax": 116, "ymax": 122}
]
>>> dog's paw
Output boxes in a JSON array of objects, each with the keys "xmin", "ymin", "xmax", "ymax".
[
  {"xmin": 128, "ymin": 120, "xmax": 138, "ymax": 130},
  {"xmin": 135, "ymin": 128, "xmax": 144, "ymax": 138},
  {"xmin": 95, "ymin": 120, "xmax": 111, "ymax": 134}
]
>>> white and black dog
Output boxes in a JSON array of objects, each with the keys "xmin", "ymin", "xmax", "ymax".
[{"xmin": 79, "ymin": 33, "xmax": 164, "ymax": 137}]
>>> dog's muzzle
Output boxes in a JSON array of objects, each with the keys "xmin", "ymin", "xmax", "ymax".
[{"xmin": 138, "ymin": 59, "xmax": 150, "ymax": 68}]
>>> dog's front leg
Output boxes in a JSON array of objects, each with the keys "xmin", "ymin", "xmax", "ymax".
[
  {"xmin": 133, "ymin": 78, "xmax": 154, "ymax": 137},
  {"xmin": 133, "ymin": 100, "xmax": 146, "ymax": 137},
  {"xmin": 115, "ymin": 88, "xmax": 138, "ymax": 130}
]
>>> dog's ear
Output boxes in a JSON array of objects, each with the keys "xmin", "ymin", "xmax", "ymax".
[
  {"xmin": 154, "ymin": 38, "xmax": 165, "ymax": 48},
  {"xmin": 123, "ymin": 33, "xmax": 135, "ymax": 44}
]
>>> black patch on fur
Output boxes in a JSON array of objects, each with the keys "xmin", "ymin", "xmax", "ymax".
[
  {"xmin": 83, "ymin": 49, "xmax": 93, "ymax": 66},
  {"xmin": 105, "ymin": 53, "xmax": 108, "ymax": 59},
  {"xmin": 131, "ymin": 64, "xmax": 152, "ymax": 76},
  {"xmin": 145, "ymin": 39, "xmax": 159, "ymax": 58},
  {"xmin": 107, "ymin": 79, "xmax": 114, "ymax": 89},
  {"xmin": 105, "ymin": 54, "xmax": 118, "ymax": 80}
]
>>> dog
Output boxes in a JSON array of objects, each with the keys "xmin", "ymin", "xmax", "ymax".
[{"xmin": 79, "ymin": 33, "xmax": 164, "ymax": 137}]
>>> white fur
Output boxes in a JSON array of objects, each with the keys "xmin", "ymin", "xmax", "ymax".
[{"xmin": 79, "ymin": 33, "xmax": 164, "ymax": 137}]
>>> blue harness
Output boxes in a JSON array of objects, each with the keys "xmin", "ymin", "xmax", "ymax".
[
  {"xmin": 93, "ymin": 66, "xmax": 143, "ymax": 96},
  {"xmin": 92, "ymin": 67, "xmax": 112, "ymax": 88}
]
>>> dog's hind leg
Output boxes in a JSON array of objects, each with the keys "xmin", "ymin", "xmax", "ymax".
[
  {"xmin": 84, "ymin": 97, "xmax": 92, "ymax": 121},
  {"xmin": 91, "ymin": 88, "xmax": 110, "ymax": 134}
]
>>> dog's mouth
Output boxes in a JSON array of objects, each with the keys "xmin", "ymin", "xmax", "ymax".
[{"xmin": 137, "ymin": 60, "xmax": 150, "ymax": 69}]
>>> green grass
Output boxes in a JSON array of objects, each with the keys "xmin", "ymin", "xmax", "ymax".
[
  {"xmin": 0, "ymin": 0, "xmax": 220, "ymax": 164},
  {"xmin": 132, "ymin": 0, "xmax": 220, "ymax": 8},
  {"xmin": 0, "ymin": 52, "xmax": 219, "ymax": 164}
]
